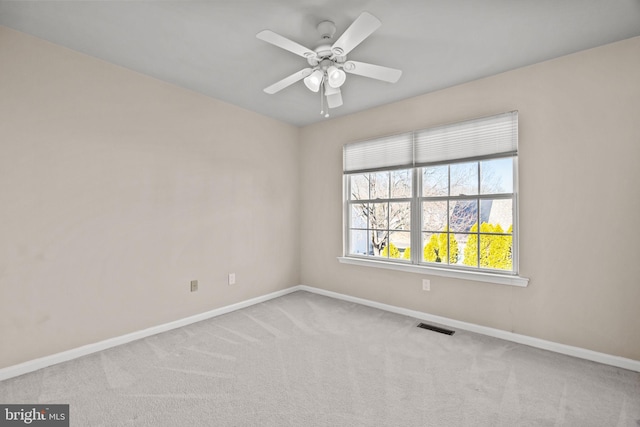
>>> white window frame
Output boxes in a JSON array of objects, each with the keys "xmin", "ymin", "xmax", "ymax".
[{"xmin": 339, "ymin": 112, "xmax": 528, "ymax": 287}]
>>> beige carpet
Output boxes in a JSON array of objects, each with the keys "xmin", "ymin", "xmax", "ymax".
[{"xmin": 1, "ymin": 291, "xmax": 639, "ymax": 426}]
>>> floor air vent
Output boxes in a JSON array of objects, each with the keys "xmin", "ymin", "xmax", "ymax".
[{"xmin": 417, "ymin": 322, "xmax": 455, "ymax": 336}]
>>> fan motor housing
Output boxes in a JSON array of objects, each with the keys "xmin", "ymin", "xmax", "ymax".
[{"xmin": 307, "ymin": 45, "xmax": 346, "ymax": 66}]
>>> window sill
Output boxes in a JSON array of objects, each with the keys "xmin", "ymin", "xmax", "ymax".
[{"xmin": 337, "ymin": 257, "xmax": 529, "ymax": 287}]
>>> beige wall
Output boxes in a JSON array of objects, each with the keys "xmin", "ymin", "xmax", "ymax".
[
  {"xmin": 0, "ymin": 27, "xmax": 300, "ymax": 368},
  {"xmin": 300, "ymin": 36, "xmax": 640, "ymax": 360}
]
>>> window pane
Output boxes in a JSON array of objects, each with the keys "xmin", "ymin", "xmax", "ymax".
[
  {"xmin": 390, "ymin": 202, "xmax": 411, "ymax": 230},
  {"xmin": 422, "ymin": 231, "xmax": 449, "ymax": 264},
  {"xmin": 350, "ymin": 204, "xmax": 368, "ymax": 229},
  {"xmin": 422, "ymin": 165, "xmax": 448, "ymax": 197},
  {"xmin": 371, "ymin": 171, "xmax": 390, "ymax": 199},
  {"xmin": 481, "ymin": 158, "xmax": 513, "ymax": 194},
  {"xmin": 449, "ymin": 199, "xmax": 478, "ymax": 232},
  {"xmin": 448, "ymin": 233, "xmax": 460, "ymax": 265},
  {"xmin": 349, "ymin": 174, "xmax": 369, "ymax": 200},
  {"xmin": 479, "ymin": 234, "xmax": 513, "ymax": 270},
  {"xmin": 450, "ymin": 162, "xmax": 478, "ymax": 196},
  {"xmin": 461, "ymin": 231, "xmax": 479, "ymax": 267},
  {"xmin": 423, "ymin": 201, "xmax": 447, "ymax": 231},
  {"xmin": 388, "ymin": 231, "xmax": 410, "ymax": 259},
  {"xmin": 391, "ymin": 169, "xmax": 412, "ymax": 198},
  {"xmin": 452, "ymin": 233, "xmax": 469, "ymax": 266},
  {"xmin": 369, "ymin": 203, "xmax": 388, "ymax": 230},
  {"xmin": 349, "ymin": 230, "xmax": 369, "ymax": 255},
  {"xmin": 372, "ymin": 232, "xmax": 388, "ymax": 258},
  {"xmin": 480, "ymin": 199, "xmax": 513, "ymax": 232}
]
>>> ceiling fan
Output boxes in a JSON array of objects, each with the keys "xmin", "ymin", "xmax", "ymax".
[{"xmin": 256, "ymin": 12, "xmax": 402, "ymax": 116}]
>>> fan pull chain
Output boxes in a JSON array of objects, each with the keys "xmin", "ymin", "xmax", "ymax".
[{"xmin": 321, "ymin": 82, "xmax": 329, "ymax": 118}]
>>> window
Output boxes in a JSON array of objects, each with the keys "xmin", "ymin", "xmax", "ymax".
[
  {"xmin": 343, "ymin": 112, "xmax": 525, "ymax": 283},
  {"xmin": 420, "ymin": 158, "xmax": 514, "ymax": 270}
]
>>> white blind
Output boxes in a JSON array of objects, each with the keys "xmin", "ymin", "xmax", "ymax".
[
  {"xmin": 414, "ymin": 111, "xmax": 518, "ymax": 165},
  {"xmin": 343, "ymin": 132, "xmax": 413, "ymax": 173},
  {"xmin": 343, "ymin": 111, "xmax": 518, "ymax": 173}
]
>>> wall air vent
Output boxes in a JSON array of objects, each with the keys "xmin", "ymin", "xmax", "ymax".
[{"xmin": 417, "ymin": 322, "xmax": 455, "ymax": 336}]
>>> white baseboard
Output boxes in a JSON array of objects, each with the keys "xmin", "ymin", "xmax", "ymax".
[
  {"xmin": 2, "ymin": 284, "xmax": 638, "ymax": 382},
  {"xmin": 296, "ymin": 285, "xmax": 640, "ymax": 373},
  {"xmin": 0, "ymin": 287, "xmax": 298, "ymax": 382}
]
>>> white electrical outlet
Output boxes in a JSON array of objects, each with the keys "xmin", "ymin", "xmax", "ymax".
[
  {"xmin": 190, "ymin": 280, "xmax": 198, "ymax": 292},
  {"xmin": 228, "ymin": 273, "xmax": 236, "ymax": 285},
  {"xmin": 422, "ymin": 279, "xmax": 431, "ymax": 291}
]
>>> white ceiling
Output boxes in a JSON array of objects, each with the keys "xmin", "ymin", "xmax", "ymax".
[{"xmin": 1, "ymin": 0, "xmax": 639, "ymax": 127}]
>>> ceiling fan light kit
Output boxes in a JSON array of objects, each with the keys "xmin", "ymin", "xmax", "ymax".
[{"xmin": 257, "ymin": 11, "xmax": 402, "ymax": 116}]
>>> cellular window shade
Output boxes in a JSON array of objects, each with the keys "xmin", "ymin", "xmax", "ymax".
[
  {"xmin": 343, "ymin": 133, "xmax": 413, "ymax": 173},
  {"xmin": 415, "ymin": 111, "xmax": 518, "ymax": 165}
]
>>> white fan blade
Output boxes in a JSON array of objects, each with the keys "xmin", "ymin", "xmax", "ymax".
[
  {"xmin": 257, "ymin": 30, "xmax": 317, "ymax": 60},
  {"xmin": 343, "ymin": 61, "xmax": 402, "ymax": 83},
  {"xmin": 331, "ymin": 12, "xmax": 381, "ymax": 56},
  {"xmin": 326, "ymin": 88, "xmax": 343, "ymax": 108},
  {"xmin": 264, "ymin": 68, "xmax": 313, "ymax": 94}
]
